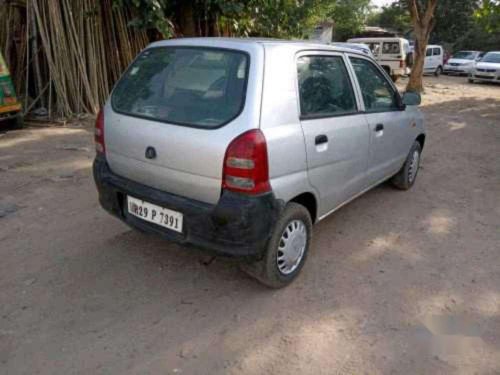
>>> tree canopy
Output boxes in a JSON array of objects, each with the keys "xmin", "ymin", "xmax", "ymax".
[
  {"xmin": 112, "ymin": 0, "xmax": 372, "ymax": 41},
  {"xmin": 371, "ymin": 0, "xmax": 500, "ymax": 51}
]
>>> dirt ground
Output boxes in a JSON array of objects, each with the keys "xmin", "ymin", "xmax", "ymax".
[{"xmin": 1, "ymin": 75, "xmax": 499, "ymax": 375}]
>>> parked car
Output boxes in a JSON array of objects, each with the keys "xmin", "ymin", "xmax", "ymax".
[
  {"xmin": 347, "ymin": 37, "xmax": 412, "ymax": 81},
  {"xmin": 444, "ymin": 51, "xmax": 484, "ymax": 75},
  {"xmin": 0, "ymin": 52, "xmax": 23, "ymax": 128},
  {"xmin": 469, "ymin": 51, "xmax": 500, "ymax": 84},
  {"xmin": 93, "ymin": 38, "xmax": 426, "ymax": 288},
  {"xmin": 424, "ymin": 45, "xmax": 444, "ymax": 76},
  {"xmin": 330, "ymin": 42, "xmax": 374, "ymax": 58}
]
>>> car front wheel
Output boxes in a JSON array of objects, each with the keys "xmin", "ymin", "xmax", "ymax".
[{"xmin": 241, "ymin": 202, "xmax": 312, "ymax": 288}]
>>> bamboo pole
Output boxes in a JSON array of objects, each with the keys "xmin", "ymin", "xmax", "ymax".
[{"xmin": 3, "ymin": 0, "xmax": 151, "ymax": 119}]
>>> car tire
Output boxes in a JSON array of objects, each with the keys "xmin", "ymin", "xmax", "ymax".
[
  {"xmin": 434, "ymin": 66, "xmax": 443, "ymax": 77},
  {"xmin": 391, "ymin": 141, "xmax": 422, "ymax": 190},
  {"xmin": 241, "ymin": 202, "xmax": 312, "ymax": 289},
  {"xmin": 13, "ymin": 114, "xmax": 24, "ymax": 129},
  {"xmin": 468, "ymin": 78, "xmax": 475, "ymax": 83}
]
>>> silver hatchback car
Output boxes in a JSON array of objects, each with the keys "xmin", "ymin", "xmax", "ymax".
[{"xmin": 94, "ymin": 38, "xmax": 425, "ymax": 288}]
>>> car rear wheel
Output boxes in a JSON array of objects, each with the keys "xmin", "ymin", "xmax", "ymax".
[
  {"xmin": 391, "ymin": 141, "xmax": 422, "ymax": 190},
  {"xmin": 241, "ymin": 202, "xmax": 312, "ymax": 288},
  {"xmin": 434, "ymin": 66, "xmax": 443, "ymax": 77},
  {"xmin": 13, "ymin": 114, "xmax": 24, "ymax": 129}
]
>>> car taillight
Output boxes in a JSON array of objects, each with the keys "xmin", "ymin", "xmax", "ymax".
[
  {"xmin": 222, "ymin": 129, "xmax": 271, "ymax": 195},
  {"xmin": 95, "ymin": 109, "xmax": 105, "ymax": 154},
  {"xmin": 400, "ymin": 60, "xmax": 406, "ymax": 69}
]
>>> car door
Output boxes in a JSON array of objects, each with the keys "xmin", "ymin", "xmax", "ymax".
[
  {"xmin": 434, "ymin": 47, "xmax": 443, "ymax": 67},
  {"xmin": 347, "ymin": 55, "xmax": 410, "ymax": 185},
  {"xmin": 381, "ymin": 40, "xmax": 402, "ymax": 69},
  {"xmin": 424, "ymin": 47, "xmax": 433, "ymax": 72},
  {"xmin": 297, "ymin": 52, "xmax": 370, "ymax": 217}
]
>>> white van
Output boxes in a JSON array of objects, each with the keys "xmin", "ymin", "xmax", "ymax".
[
  {"xmin": 347, "ymin": 37, "xmax": 411, "ymax": 81},
  {"xmin": 424, "ymin": 45, "xmax": 444, "ymax": 76}
]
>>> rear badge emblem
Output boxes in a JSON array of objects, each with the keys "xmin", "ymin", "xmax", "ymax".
[{"xmin": 145, "ymin": 146, "xmax": 157, "ymax": 159}]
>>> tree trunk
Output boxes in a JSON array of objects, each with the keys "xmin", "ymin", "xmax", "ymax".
[
  {"xmin": 177, "ymin": 2, "xmax": 196, "ymax": 36},
  {"xmin": 407, "ymin": 32, "xmax": 428, "ymax": 92},
  {"xmin": 406, "ymin": 0, "xmax": 438, "ymax": 93},
  {"xmin": 30, "ymin": 3, "xmax": 46, "ymax": 109}
]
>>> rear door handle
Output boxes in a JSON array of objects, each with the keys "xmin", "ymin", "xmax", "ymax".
[
  {"xmin": 315, "ymin": 134, "xmax": 328, "ymax": 145},
  {"xmin": 375, "ymin": 124, "xmax": 384, "ymax": 132}
]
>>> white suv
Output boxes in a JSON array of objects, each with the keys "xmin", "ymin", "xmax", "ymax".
[{"xmin": 93, "ymin": 38, "xmax": 426, "ymax": 288}]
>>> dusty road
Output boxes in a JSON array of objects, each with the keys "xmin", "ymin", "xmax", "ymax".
[{"xmin": 1, "ymin": 76, "xmax": 500, "ymax": 374}]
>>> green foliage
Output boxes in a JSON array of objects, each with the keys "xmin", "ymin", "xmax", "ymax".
[
  {"xmin": 431, "ymin": 0, "xmax": 478, "ymax": 45},
  {"xmin": 112, "ymin": 0, "xmax": 373, "ymax": 41},
  {"xmin": 113, "ymin": 0, "xmax": 173, "ymax": 37},
  {"xmin": 326, "ymin": 0, "xmax": 372, "ymax": 41},
  {"xmin": 474, "ymin": 0, "xmax": 500, "ymax": 33},
  {"xmin": 367, "ymin": 3, "xmax": 411, "ymax": 33},
  {"xmin": 218, "ymin": 0, "xmax": 328, "ymax": 38},
  {"xmin": 372, "ymin": 0, "xmax": 500, "ymax": 52}
]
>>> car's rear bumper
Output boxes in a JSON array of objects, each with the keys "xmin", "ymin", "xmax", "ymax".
[{"xmin": 93, "ymin": 156, "xmax": 283, "ymax": 259}]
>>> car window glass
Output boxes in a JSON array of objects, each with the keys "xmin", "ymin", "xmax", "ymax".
[
  {"xmin": 297, "ymin": 55, "xmax": 357, "ymax": 118},
  {"xmin": 433, "ymin": 48, "xmax": 441, "ymax": 56},
  {"xmin": 349, "ymin": 57, "xmax": 398, "ymax": 113},
  {"xmin": 368, "ymin": 43, "xmax": 381, "ymax": 55},
  {"xmin": 453, "ymin": 51, "xmax": 475, "ymax": 60},
  {"xmin": 426, "ymin": 48, "xmax": 433, "ymax": 57},
  {"xmin": 382, "ymin": 42, "xmax": 401, "ymax": 54},
  {"xmin": 112, "ymin": 47, "xmax": 248, "ymax": 128},
  {"xmin": 481, "ymin": 53, "xmax": 500, "ymax": 63}
]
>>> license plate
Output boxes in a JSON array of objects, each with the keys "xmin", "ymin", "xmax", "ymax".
[{"xmin": 127, "ymin": 196, "xmax": 183, "ymax": 233}]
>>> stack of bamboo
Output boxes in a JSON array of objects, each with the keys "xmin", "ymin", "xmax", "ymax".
[{"xmin": 0, "ymin": 0, "xmax": 150, "ymax": 118}]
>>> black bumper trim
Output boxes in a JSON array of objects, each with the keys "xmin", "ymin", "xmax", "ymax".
[{"xmin": 93, "ymin": 156, "xmax": 283, "ymax": 259}]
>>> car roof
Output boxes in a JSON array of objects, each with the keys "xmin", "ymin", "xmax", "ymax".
[
  {"xmin": 348, "ymin": 37, "xmax": 407, "ymax": 42},
  {"xmin": 332, "ymin": 42, "xmax": 369, "ymax": 48},
  {"xmin": 147, "ymin": 37, "xmax": 369, "ymax": 57}
]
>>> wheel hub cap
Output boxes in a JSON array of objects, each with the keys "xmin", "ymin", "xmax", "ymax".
[
  {"xmin": 408, "ymin": 150, "xmax": 420, "ymax": 183},
  {"xmin": 277, "ymin": 220, "xmax": 307, "ymax": 275}
]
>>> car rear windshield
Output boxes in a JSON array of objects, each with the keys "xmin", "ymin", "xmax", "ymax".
[{"xmin": 112, "ymin": 47, "xmax": 249, "ymax": 128}]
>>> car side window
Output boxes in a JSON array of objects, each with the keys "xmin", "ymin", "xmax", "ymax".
[
  {"xmin": 349, "ymin": 57, "xmax": 399, "ymax": 113},
  {"xmin": 426, "ymin": 48, "xmax": 433, "ymax": 57},
  {"xmin": 382, "ymin": 42, "xmax": 400, "ymax": 54},
  {"xmin": 297, "ymin": 55, "xmax": 357, "ymax": 118},
  {"xmin": 433, "ymin": 48, "xmax": 441, "ymax": 56}
]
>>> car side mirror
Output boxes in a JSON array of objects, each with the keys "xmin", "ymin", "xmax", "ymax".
[{"xmin": 402, "ymin": 91, "xmax": 421, "ymax": 106}]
